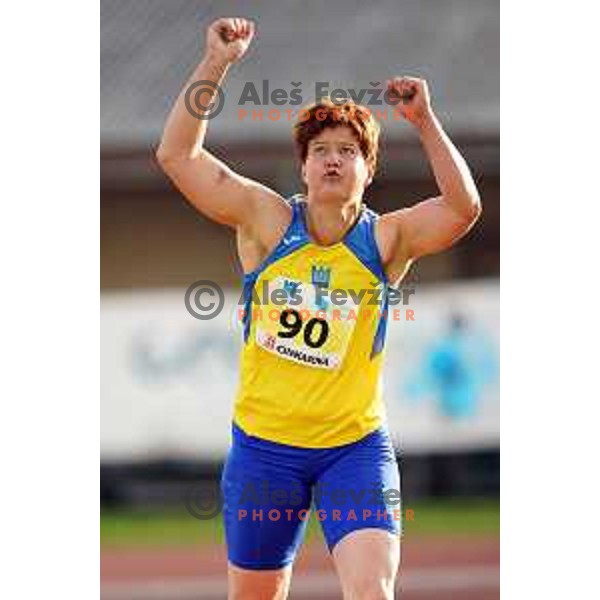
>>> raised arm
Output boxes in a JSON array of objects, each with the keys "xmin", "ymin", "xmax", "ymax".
[
  {"xmin": 156, "ymin": 17, "xmax": 290, "ymax": 230},
  {"xmin": 378, "ymin": 77, "xmax": 482, "ymax": 279}
]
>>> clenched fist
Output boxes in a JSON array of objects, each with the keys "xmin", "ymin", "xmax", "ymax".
[
  {"xmin": 386, "ymin": 77, "xmax": 433, "ymax": 129},
  {"xmin": 205, "ymin": 17, "xmax": 255, "ymax": 65}
]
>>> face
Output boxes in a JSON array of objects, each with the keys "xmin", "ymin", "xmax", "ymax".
[{"xmin": 301, "ymin": 126, "xmax": 373, "ymax": 202}]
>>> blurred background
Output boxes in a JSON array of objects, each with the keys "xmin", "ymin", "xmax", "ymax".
[{"xmin": 101, "ymin": 0, "xmax": 499, "ymax": 598}]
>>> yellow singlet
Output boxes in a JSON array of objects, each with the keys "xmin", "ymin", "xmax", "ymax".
[{"xmin": 233, "ymin": 195, "xmax": 391, "ymax": 448}]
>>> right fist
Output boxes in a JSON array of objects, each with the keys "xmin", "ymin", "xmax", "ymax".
[{"xmin": 205, "ymin": 17, "xmax": 255, "ymax": 64}]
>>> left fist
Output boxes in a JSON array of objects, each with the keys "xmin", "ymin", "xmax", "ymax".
[{"xmin": 386, "ymin": 77, "xmax": 433, "ymax": 129}]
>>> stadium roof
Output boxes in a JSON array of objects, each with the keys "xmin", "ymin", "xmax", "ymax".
[{"xmin": 101, "ymin": 0, "xmax": 499, "ymax": 149}]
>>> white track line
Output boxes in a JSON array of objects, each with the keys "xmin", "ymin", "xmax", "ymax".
[{"xmin": 102, "ymin": 566, "xmax": 499, "ymax": 599}]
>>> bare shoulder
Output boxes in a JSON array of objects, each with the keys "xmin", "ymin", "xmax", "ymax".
[{"xmin": 236, "ymin": 185, "xmax": 293, "ymax": 274}]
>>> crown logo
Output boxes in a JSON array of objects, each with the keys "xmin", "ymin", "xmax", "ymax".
[
  {"xmin": 283, "ymin": 279, "xmax": 300, "ymax": 297},
  {"xmin": 311, "ymin": 265, "xmax": 331, "ymax": 288}
]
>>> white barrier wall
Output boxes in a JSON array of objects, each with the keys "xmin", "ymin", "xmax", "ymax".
[{"xmin": 101, "ymin": 281, "xmax": 499, "ymax": 461}]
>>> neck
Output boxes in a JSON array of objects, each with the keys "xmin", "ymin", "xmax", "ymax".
[{"xmin": 303, "ymin": 193, "xmax": 362, "ymax": 246}]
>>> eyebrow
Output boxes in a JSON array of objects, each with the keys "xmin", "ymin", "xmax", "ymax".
[{"xmin": 309, "ymin": 141, "xmax": 358, "ymax": 148}]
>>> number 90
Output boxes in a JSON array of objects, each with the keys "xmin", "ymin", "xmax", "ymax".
[{"xmin": 278, "ymin": 309, "xmax": 329, "ymax": 349}]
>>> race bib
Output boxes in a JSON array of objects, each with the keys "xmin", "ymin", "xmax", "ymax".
[{"xmin": 254, "ymin": 276, "xmax": 360, "ymax": 370}]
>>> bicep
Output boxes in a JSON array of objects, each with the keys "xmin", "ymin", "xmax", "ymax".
[
  {"xmin": 387, "ymin": 196, "xmax": 476, "ymax": 260},
  {"xmin": 158, "ymin": 149, "xmax": 283, "ymax": 228}
]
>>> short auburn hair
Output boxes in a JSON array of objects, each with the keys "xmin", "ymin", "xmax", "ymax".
[{"xmin": 292, "ymin": 98, "xmax": 381, "ymax": 171}]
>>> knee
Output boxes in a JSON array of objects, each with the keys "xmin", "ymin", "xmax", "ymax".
[
  {"xmin": 229, "ymin": 585, "xmax": 287, "ymax": 600},
  {"xmin": 343, "ymin": 574, "xmax": 395, "ymax": 600},
  {"xmin": 227, "ymin": 566, "xmax": 291, "ymax": 600}
]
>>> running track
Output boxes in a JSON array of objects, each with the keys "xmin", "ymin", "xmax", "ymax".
[{"xmin": 102, "ymin": 536, "xmax": 499, "ymax": 599}]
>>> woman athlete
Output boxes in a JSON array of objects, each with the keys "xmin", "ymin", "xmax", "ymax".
[{"xmin": 157, "ymin": 17, "xmax": 481, "ymax": 600}]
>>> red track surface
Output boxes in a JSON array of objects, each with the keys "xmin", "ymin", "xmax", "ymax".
[{"xmin": 102, "ymin": 536, "xmax": 499, "ymax": 599}]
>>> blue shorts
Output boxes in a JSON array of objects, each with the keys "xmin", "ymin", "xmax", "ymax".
[{"xmin": 220, "ymin": 422, "xmax": 401, "ymax": 570}]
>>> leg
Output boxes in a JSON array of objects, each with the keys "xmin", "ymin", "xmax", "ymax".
[
  {"xmin": 332, "ymin": 529, "xmax": 400, "ymax": 600},
  {"xmin": 315, "ymin": 426, "xmax": 402, "ymax": 599},
  {"xmin": 220, "ymin": 423, "xmax": 313, "ymax": 597},
  {"xmin": 227, "ymin": 562, "xmax": 293, "ymax": 600}
]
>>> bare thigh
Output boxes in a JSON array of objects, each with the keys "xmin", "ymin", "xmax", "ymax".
[
  {"xmin": 332, "ymin": 529, "xmax": 401, "ymax": 600},
  {"xmin": 227, "ymin": 562, "xmax": 293, "ymax": 600}
]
